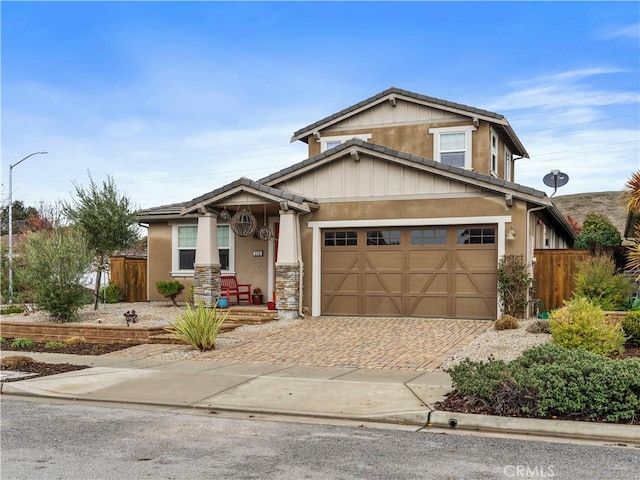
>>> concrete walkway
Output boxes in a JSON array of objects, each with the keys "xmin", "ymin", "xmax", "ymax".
[{"xmin": 1, "ymin": 350, "xmax": 638, "ymax": 446}]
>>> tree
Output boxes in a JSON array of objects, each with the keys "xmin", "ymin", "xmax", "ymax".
[
  {"xmin": 574, "ymin": 212, "xmax": 621, "ymax": 249},
  {"xmin": 63, "ymin": 174, "xmax": 139, "ymax": 310},
  {"xmin": 16, "ymin": 227, "xmax": 94, "ymax": 321},
  {"xmin": 0, "ymin": 200, "xmax": 38, "ymax": 236},
  {"xmin": 624, "ymin": 171, "xmax": 640, "ymax": 279}
]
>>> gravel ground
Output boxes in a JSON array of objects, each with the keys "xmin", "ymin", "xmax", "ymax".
[{"xmin": 2, "ymin": 302, "xmax": 550, "ymax": 367}]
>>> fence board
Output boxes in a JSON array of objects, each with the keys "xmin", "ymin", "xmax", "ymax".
[
  {"xmin": 532, "ymin": 249, "xmax": 590, "ymax": 313},
  {"xmin": 110, "ymin": 256, "xmax": 147, "ymax": 303}
]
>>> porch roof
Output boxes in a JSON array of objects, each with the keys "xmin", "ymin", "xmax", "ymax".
[{"xmin": 181, "ymin": 177, "xmax": 319, "ymax": 215}]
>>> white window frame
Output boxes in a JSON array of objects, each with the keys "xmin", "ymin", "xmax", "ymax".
[
  {"xmin": 490, "ymin": 129, "xmax": 498, "ymax": 176},
  {"xmin": 429, "ymin": 125, "xmax": 475, "ymax": 170},
  {"xmin": 319, "ymin": 133, "xmax": 372, "ymax": 153},
  {"xmin": 171, "ymin": 223, "xmax": 234, "ymax": 276},
  {"xmin": 504, "ymin": 147, "xmax": 512, "ymax": 182}
]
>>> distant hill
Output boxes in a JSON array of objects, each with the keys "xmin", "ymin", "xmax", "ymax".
[{"xmin": 552, "ymin": 191, "xmax": 627, "ymax": 235}]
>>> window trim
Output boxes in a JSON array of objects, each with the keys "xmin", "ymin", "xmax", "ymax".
[
  {"xmin": 504, "ymin": 147, "xmax": 512, "ymax": 182},
  {"xmin": 319, "ymin": 133, "xmax": 372, "ymax": 153},
  {"xmin": 490, "ymin": 128, "xmax": 499, "ymax": 176},
  {"xmin": 429, "ymin": 125, "xmax": 476, "ymax": 170},
  {"xmin": 171, "ymin": 223, "xmax": 234, "ymax": 276}
]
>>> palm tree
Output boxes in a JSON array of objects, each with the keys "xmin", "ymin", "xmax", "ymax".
[{"xmin": 623, "ymin": 171, "xmax": 640, "ymax": 279}]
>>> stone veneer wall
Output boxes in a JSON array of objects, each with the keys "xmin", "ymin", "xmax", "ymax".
[
  {"xmin": 276, "ymin": 263, "xmax": 300, "ymax": 320},
  {"xmin": 193, "ymin": 263, "xmax": 221, "ymax": 307}
]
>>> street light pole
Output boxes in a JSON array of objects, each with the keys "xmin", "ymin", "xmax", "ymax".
[{"xmin": 8, "ymin": 150, "xmax": 48, "ymax": 302}]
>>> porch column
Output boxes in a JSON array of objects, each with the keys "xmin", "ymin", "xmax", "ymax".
[
  {"xmin": 193, "ymin": 212, "xmax": 220, "ymax": 307},
  {"xmin": 275, "ymin": 209, "xmax": 300, "ymax": 320}
]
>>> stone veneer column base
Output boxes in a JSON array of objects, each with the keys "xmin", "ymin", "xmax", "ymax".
[
  {"xmin": 275, "ymin": 263, "xmax": 300, "ymax": 320},
  {"xmin": 193, "ymin": 263, "xmax": 221, "ymax": 307}
]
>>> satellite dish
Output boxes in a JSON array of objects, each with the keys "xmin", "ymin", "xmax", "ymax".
[{"xmin": 543, "ymin": 170, "xmax": 569, "ymax": 197}]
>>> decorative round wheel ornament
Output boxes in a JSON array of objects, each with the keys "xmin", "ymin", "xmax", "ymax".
[
  {"xmin": 230, "ymin": 208, "xmax": 257, "ymax": 237},
  {"xmin": 257, "ymin": 225, "xmax": 273, "ymax": 241}
]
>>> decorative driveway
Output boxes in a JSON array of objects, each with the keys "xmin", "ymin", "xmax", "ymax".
[{"xmin": 198, "ymin": 316, "xmax": 491, "ymax": 371}]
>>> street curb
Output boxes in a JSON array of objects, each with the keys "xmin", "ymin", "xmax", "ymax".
[{"xmin": 427, "ymin": 411, "xmax": 640, "ymax": 445}]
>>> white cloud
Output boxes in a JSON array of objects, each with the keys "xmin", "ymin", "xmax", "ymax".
[{"xmin": 598, "ymin": 23, "xmax": 640, "ymax": 39}]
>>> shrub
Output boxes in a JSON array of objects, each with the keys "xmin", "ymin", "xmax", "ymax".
[
  {"xmin": 0, "ymin": 305, "xmax": 25, "ymax": 315},
  {"xmin": 16, "ymin": 227, "xmax": 94, "ymax": 322},
  {"xmin": 11, "ymin": 337, "xmax": 35, "ymax": 349},
  {"xmin": 100, "ymin": 282, "xmax": 124, "ymax": 304},
  {"xmin": 447, "ymin": 344, "xmax": 640, "ymax": 422},
  {"xmin": 494, "ymin": 314, "xmax": 520, "ymax": 331},
  {"xmin": 526, "ymin": 320, "xmax": 551, "ymax": 334},
  {"xmin": 622, "ymin": 311, "xmax": 640, "ymax": 345},
  {"xmin": 66, "ymin": 336, "xmax": 87, "ymax": 345},
  {"xmin": 549, "ymin": 297, "xmax": 626, "ymax": 356},
  {"xmin": 156, "ymin": 280, "xmax": 185, "ymax": 307},
  {"xmin": 574, "ymin": 213, "xmax": 622, "ymax": 249},
  {"xmin": 0, "ymin": 336, "xmax": 7, "ymax": 345},
  {"xmin": 573, "ymin": 255, "xmax": 634, "ymax": 311},
  {"xmin": 165, "ymin": 302, "xmax": 228, "ymax": 351},
  {"xmin": 44, "ymin": 341, "xmax": 66, "ymax": 350},
  {"xmin": 497, "ymin": 255, "xmax": 531, "ymax": 317}
]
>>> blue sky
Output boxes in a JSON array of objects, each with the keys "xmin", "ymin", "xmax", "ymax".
[{"xmin": 2, "ymin": 1, "xmax": 639, "ymax": 212}]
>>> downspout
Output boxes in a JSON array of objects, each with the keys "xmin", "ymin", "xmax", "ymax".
[
  {"xmin": 139, "ymin": 222, "xmax": 150, "ymax": 302},
  {"xmin": 526, "ymin": 205, "xmax": 548, "ymax": 319},
  {"xmin": 296, "ymin": 212, "xmax": 304, "ymax": 317}
]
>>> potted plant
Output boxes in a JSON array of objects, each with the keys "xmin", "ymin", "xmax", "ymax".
[{"xmin": 251, "ymin": 287, "xmax": 264, "ymax": 305}]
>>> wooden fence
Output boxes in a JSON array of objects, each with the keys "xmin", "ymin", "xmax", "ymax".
[
  {"xmin": 532, "ymin": 249, "xmax": 590, "ymax": 313},
  {"xmin": 110, "ymin": 256, "xmax": 147, "ymax": 303}
]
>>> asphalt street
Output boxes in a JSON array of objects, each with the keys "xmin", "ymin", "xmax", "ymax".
[{"xmin": 1, "ymin": 399, "xmax": 637, "ymax": 480}]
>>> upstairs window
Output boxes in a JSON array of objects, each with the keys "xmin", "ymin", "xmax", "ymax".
[
  {"xmin": 504, "ymin": 148, "xmax": 512, "ymax": 182},
  {"xmin": 319, "ymin": 133, "xmax": 372, "ymax": 153},
  {"xmin": 490, "ymin": 129, "xmax": 498, "ymax": 176},
  {"xmin": 429, "ymin": 125, "xmax": 475, "ymax": 170}
]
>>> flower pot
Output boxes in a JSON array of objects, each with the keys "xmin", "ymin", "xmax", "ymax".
[
  {"xmin": 252, "ymin": 294, "xmax": 263, "ymax": 305},
  {"xmin": 217, "ymin": 297, "xmax": 229, "ymax": 309}
]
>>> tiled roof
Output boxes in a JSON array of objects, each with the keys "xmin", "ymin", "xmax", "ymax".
[
  {"xmin": 292, "ymin": 87, "xmax": 506, "ymax": 140},
  {"xmin": 260, "ymin": 139, "xmax": 546, "ymax": 199}
]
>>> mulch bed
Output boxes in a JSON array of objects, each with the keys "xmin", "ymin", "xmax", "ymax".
[{"xmin": 1, "ymin": 340, "xmax": 135, "ymax": 383}]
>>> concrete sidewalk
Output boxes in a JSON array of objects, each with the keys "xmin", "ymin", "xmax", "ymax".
[{"xmin": 1, "ymin": 351, "xmax": 638, "ymax": 446}]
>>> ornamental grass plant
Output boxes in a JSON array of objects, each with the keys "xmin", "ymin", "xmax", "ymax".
[{"xmin": 165, "ymin": 302, "xmax": 229, "ymax": 351}]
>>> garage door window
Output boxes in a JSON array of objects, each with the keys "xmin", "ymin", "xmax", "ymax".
[
  {"xmin": 457, "ymin": 228, "xmax": 495, "ymax": 244},
  {"xmin": 411, "ymin": 228, "xmax": 447, "ymax": 245},
  {"xmin": 366, "ymin": 230, "xmax": 401, "ymax": 245},
  {"xmin": 325, "ymin": 231, "xmax": 357, "ymax": 246}
]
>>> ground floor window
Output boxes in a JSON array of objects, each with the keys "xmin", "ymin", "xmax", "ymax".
[{"xmin": 173, "ymin": 224, "xmax": 232, "ymax": 274}]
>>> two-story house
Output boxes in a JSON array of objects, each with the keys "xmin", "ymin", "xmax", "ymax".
[{"xmin": 137, "ymin": 87, "xmax": 574, "ymax": 320}]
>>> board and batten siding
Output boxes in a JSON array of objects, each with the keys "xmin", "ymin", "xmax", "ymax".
[{"xmin": 276, "ymin": 154, "xmax": 479, "ymax": 200}]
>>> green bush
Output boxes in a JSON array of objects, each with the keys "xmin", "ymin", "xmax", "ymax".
[
  {"xmin": 549, "ymin": 297, "xmax": 626, "ymax": 356},
  {"xmin": 156, "ymin": 280, "xmax": 185, "ymax": 306},
  {"xmin": 573, "ymin": 255, "xmax": 634, "ymax": 311},
  {"xmin": 447, "ymin": 343, "xmax": 640, "ymax": 422},
  {"xmin": 574, "ymin": 213, "xmax": 622, "ymax": 249},
  {"xmin": 623, "ymin": 311, "xmax": 640, "ymax": 345},
  {"xmin": 494, "ymin": 314, "xmax": 520, "ymax": 331},
  {"xmin": 165, "ymin": 302, "xmax": 228, "ymax": 351},
  {"xmin": 44, "ymin": 341, "xmax": 66, "ymax": 350},
  {"xmin": 11, "ymin": 337, "xmax": 35, "ymax": 349},
  {"xmin": 100, "ymin": 282, "xmax": 124, "ymax": 304},
  {"xmin": 0, "ymin": 336, "xmax": 7, "ymax": 345},
  {"xmin": 0, "ymin": 305, "xmax": 25, "ymax": 315}
]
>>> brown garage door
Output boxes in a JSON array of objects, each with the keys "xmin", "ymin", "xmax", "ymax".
[{"xmin": 321, "ymin": 226, "xmax": 497, "ymax": 319}]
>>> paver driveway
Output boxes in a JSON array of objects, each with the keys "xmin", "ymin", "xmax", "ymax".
[{"xmin": 197, "ymin": 316, "xmax": 491, "ymax": 371}]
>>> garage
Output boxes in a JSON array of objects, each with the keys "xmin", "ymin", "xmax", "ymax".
[{"xmin": 321, "ymin": 226, "xmax": 497, "ymax": 319}]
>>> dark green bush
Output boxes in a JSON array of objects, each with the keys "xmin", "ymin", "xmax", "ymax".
[
  {"xmin": 447, "ymin": 343, "xmax": 640, "ymax": 423},
  {"xmin": 100, "ymin": 282, "xmax": 124, "ymax": 304},
  {"xmin": 156, "ymin": 280, "xmax": 185, "ymax": 306},
  {"xmin": 574, "ymin": 213, "xmax": 622, "ymax": 249},
  {"xmin": 623, "ymin": 311, "xmax": 640, "ymax": 345}
]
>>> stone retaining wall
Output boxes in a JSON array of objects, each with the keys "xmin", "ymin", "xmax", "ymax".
[{"xmin": 0, "ymin": 321, "xmax": 166, "ymax": 345}]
